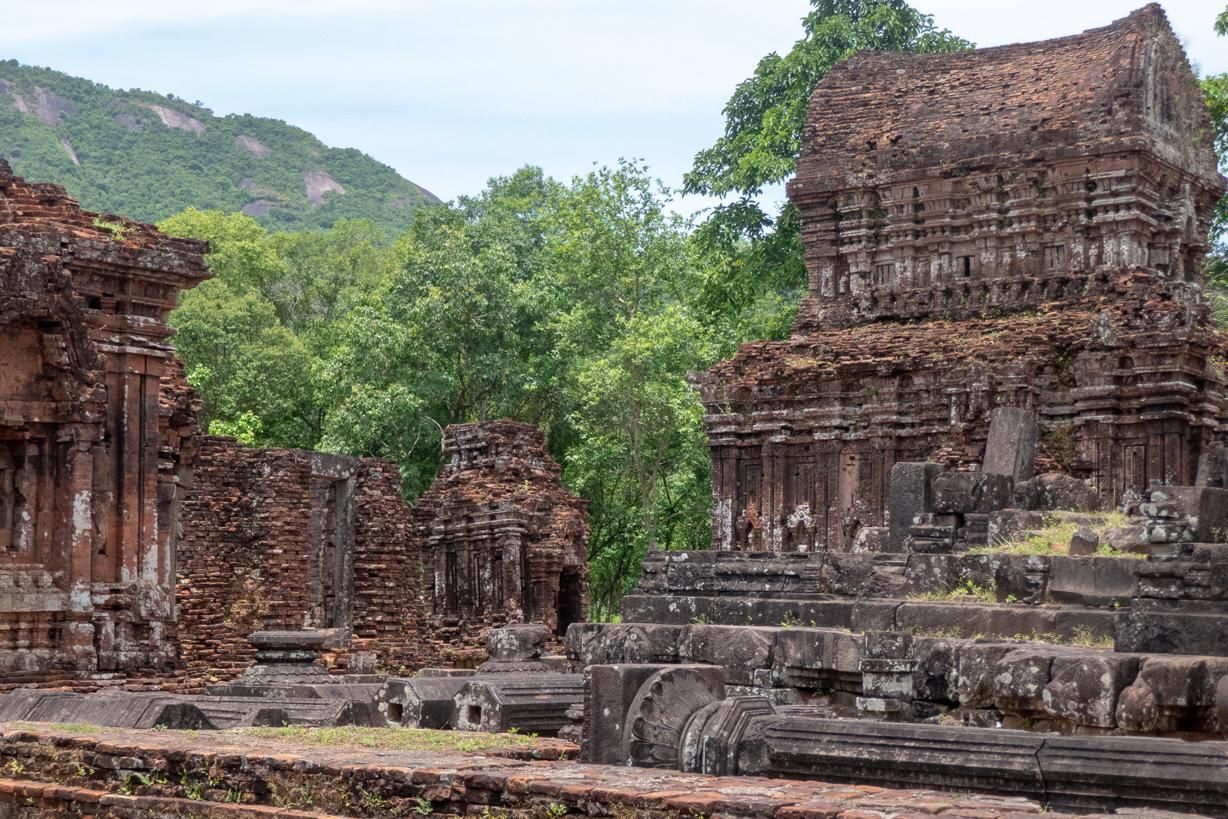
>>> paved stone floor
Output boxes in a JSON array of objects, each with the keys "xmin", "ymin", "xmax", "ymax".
[{"xmin": 0, "ymin": 723, "xmax": 1208, "ymax": 818}]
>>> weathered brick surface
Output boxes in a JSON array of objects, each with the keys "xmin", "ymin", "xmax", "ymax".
[
  {"xmin": 699, "ymin": 6, "xmax": 1228, "ymax": 553},
  {"xmin": 413, "ymin": 421, "xmax": 589, "ymax": 663},
  {"xmin": 0, "ymin": 159, "xmax": 208, "ymax": 684},
  {"xmin": 0, "ymin": 724, "xmax": 1076, "ymax": 818},
  {"xmin": 177, "ymin": 439, "xmax": 431, "ymax": 684}
]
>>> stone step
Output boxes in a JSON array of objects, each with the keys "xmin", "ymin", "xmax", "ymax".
[
  {"xmin": 622, "ymin": 593, "xmax": 1118, "ymax": 641},
  {"xmin": 740, "ymin": 716, "xmax": 1228, "ymax": 815},
  {"xmin": 635, "ymin": 549, "xmax": 1228, "ymax": 609},
  {"xmin": 570, "ymin": 622, "xmax": 1228, "ymax": 737}
]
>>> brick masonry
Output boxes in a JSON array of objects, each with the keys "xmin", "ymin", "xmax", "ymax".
[
  {"xmin": 0, "ymin": 724, "xmax": 1082, "ymax": 818},
  {"xmin": 697, "ymin": 5, "xmax": 1228, "ymax": 552}
]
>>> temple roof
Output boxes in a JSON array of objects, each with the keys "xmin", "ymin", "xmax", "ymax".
[{"xmin": 789, "ymin": 4, "xmax": 1223, "ymax": 199}]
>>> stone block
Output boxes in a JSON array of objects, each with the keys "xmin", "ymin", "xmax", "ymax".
[
  {"xmin": 678, "ymin": 625, "xmax": 776, "ymax": 685},
  {"xmin": 986, "ymin": 509, "xmax": 1047, "ymax": 544},
  {"xmin": 744, "ymin": 717, "xmax": 1046, "ymax": 796},
  {"xmin": 1014, "ymin": 473, "xmax": 1099, "ymax": 512},
  {"xmin": 619, "ymin": 593, "xmax": 707, "ymax": 624},
  {"xmin": 912, "ymin": 638, "xmax": 958, "ymax": 703},
  {"xmin": 486, "ymin": 623, "xmax": 550, "ymax": 661},
  {"xmin": 1042, "ymin": 653, "xmax": 1140, "ymax": 728},
  {"xmin": 451, "ymin": 673, "xmax": 583, "ymax": 736},
  {"xmin": 1115, "ymin": 607, "xmax": 1228, "ymax": 655},
  {"xmin": 377, "ymin": 676, "xmax": 468, "ymax": 728},
  {"xmin": 624, "ymin": 665, "xmax": 726, "ymax": 769},
  {"xmin": 888, "ymin": 462, "xmax": 945, "ymax": 552},
  {"xmin": 850, "ymin": 599, "xmax": 899, "ymax": 631},
  {"xmin": 1047, "ymin": 557, "xmax": 1135, "ymax": 606},
  {"xmin": 1038, "ymin": 734, "xmax": 1228, "ymax": 814},
  {"xmin": 932, "ymin": 472, "xmax": 1014, "ymax": 516},
  {"xmin": 582, "ymin": 663, "xmax": 671, "ymax": 764},
  {"xmin": 902, "ymin": 553, "xmax": 961, "ymax": 597},
  {"xmin": 982, "ymin": 407, "xmax": 1038, "ymax": 482},
  {"xmin": 818, "ymin": 553, "xmax": 905, "ymax": 597},
  {"xmin": 992, "ymin": 554, "xmax": 1050, "ymax": 604},
  {"xmin": 680, "ymin": 695, "xmax": 775, "ymax": 775},
  {"xmin": 770, "ymin": 627, "xmax": 862, "ymax": 691},
  {"xmin": 932, "ymin": 472, "xmax": 981, "ymax": 514},
  {"xmin": 991, "ymin": 646, "xmax": 1077, "ymax": 719},
  {"xmin": 0, "ymin": 690, "xmax": 212, "ymax": 729},
  {"xmin": 1153, "ymin": 486, "xmax": 1228, "ymax": 543},
  {"xmin": 565, "ymin": 622, "xmax": 681, "ymax": 665},
  {"xmin": 1115, "ymin": 655, "xmax": 1214, "ymax": 733},
  {"xmin": 1068, "ymin": 528, "xmax": 1099, "ymax": 556},
  {"xmin": 956, "ymin": 642, "xmax": 1017, "ymax": 708}
]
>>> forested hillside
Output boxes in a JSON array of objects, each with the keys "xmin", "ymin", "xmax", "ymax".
[{"xmin": 0, "ymin": 61, "xmax": 437, "ymax": 233}]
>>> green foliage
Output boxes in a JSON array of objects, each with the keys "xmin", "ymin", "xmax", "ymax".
[
  {"xmin": 165, "ymin": 161, "xmax": 717, "ymax": 615},
  {"xmin": 0, "ymin": 60, "xmax": 435, "ymax": 235},
  {"xmin": 684, "ymin": 1, "xmax": 972, "ymax": 347},
  {"xmin": 1203, "ymin": 68, "xmax": 1228, "ymax": 287}
]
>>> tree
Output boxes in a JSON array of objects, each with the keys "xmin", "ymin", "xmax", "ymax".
[
  {"xmin": 1204, "ymin": 5, "xmax": 1228, "ymax": 286},
  {"xmin": 170, "ymin": 277, "xmax": 319, "ymax": 446},
  {"xmin": 318, "ymin": 175, "xmax": 555, "ymax": 496},
  {"xmin": 684, "ymin": 1, "xmax": 971, "ymax": 343},
  {"xmin": 566, "ymin": 306, "xmax": 715, "ymax": 618}
]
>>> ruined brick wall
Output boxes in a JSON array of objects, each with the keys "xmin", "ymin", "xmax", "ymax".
[
  {"xmin": 176, "ymin": 438, "xmax": 428, "ymax": 685},
  {"xmin": 0, "ymin": 160, "xmax": 208, "ymax": 685},
  {"xmin": 176, "ymin": 438, "xmax": 315, "ymax": 684},
  {"xmin": 413, "ymin": 421, "xmax": 588, "ymax": 663},
  {"xmin": 348, "ymin": 458, "xmax": 432, "ymax": 672},
  {"xmin": 699, "ymin": 6, "xmax": 1228, "ymax": 553}
]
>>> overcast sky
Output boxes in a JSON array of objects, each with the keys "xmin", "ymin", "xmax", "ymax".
[{"xmin": 1, "ymin": 0, "xmax": 1224, "ymax": 212}]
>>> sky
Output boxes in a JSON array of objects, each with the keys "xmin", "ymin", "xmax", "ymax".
[{"xmin": 0, "ymin": 0, "xmax": 1224, "ymax": 215}]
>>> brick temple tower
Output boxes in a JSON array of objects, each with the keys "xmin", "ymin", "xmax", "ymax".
[
  {"xmin": 0, "ymin": 161, "xmax": 208, "ymax": 680},
  {"xmin": 413, "ymin": 421, "xmax": 589, "ymax": 654},
  {"xmin": 697, "ymin": 5, "xmax": 1227, "ymax": 553}
]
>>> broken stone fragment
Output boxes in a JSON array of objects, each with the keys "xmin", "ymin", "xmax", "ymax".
[{"xmin": 1068, "ymin": 528, "xmax": 1099, "ymax": 556}]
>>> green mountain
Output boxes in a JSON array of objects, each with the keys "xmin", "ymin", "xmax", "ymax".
[{"xmin": 0, "ymin": 59, "xmax": 439, "ymax": 233}]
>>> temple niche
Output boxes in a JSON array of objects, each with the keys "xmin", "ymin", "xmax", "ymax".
[
  {"xmin": 697, "ymin": 5, "xmax": 1227, "ymax": 553},
  {"xmin": 413, "ymin": 421, "xmax": 589, "ymax": 661},
  {"xmin": 0, "ymin": 160, "xmax": 208, "ymax": 682}
]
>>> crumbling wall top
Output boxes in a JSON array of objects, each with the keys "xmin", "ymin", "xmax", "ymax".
[{"xmin": 789, "ymin": 4, "xmax": 1223, "ymax": 198}]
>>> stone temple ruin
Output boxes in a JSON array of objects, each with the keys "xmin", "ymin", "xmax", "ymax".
[
  {"xmin": 697, "ymin": 2, "xmax": 1225, "ymax": 553},
  {"xmin": 0, "ymin": 159, "xmax": 589, "ymax": 687},
  {"xmin": 413, "ymin": 420, "xmax": 589, "ymax": 661},
  {"xmin": 5, "ymin": 5, "xmax": 1228, "ymax": 818},
  {"xmin": 573, "ymin": 6, "xmax": 1228, "ymax": 815}
]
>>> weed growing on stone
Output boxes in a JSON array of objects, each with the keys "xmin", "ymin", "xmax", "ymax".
[
  {"xmin": 972, "ymin": 511, "xmax": 1132, "ymax": 557},
  {"xmin": 910, "ymin": 578, "xmax": 996, "ymax": 604},
  {"xmin": 91, "ymin": 216, "xmax": 129, "ymax": 241},
  {"xmin": 42, "ymin": 722, "xmax": 106, "ymax": 734},
  {"xmin": 1067, "ymin": 626, "xmax": 1114, "ymax": 648}
]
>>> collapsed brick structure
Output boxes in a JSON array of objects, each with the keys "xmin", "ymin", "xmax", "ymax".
[
  {"xmin": 0, "ymin": 159, "xmax": 208, "ymax": 683},
  {"xmin": 414, "ymin": 421, "xmax": 589, "ymax": 659},
  {"xmin": 176, "ymin": 440, "xmax": 426, "ymax": 682},
  {"xmin": 698, "ymin": 4, "xmax": 1227, "ymax": 552}
]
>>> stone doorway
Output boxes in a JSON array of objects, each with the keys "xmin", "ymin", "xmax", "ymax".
[{"xmin": 556, "ymin": 570, "xmax": 584, "ymax": 636}]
